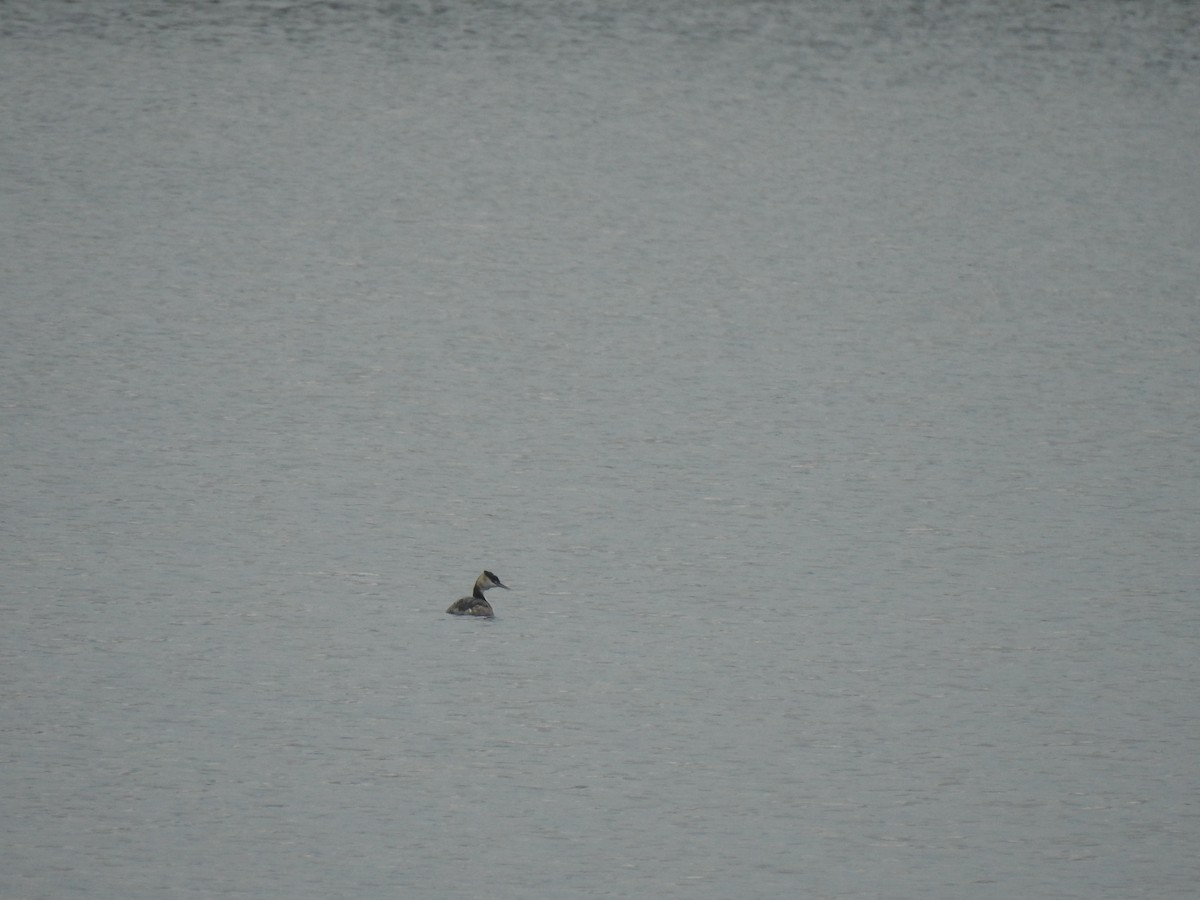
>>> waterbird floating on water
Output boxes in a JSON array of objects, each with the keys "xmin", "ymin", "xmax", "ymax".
[{"xmin": 445, "ymin": 570, "xmax": 509, "ymax": 617}]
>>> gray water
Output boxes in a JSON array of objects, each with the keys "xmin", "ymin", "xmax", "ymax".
[{"xmin": 3, "ymin": 2, "xmax": 1198, "ymax": 897}]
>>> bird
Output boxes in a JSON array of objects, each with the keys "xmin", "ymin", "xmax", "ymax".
[{"xmin": 445, "ymin": 570, "xmax": 509, "ymax": 617}]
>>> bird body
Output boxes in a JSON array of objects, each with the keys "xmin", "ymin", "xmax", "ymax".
[{"xmin": 446, "ymin": 570, "xmax": 509, "ymax": 617}]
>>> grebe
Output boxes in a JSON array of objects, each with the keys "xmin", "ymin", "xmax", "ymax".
[{"xmin": 445, "ymin": 570, "xmax": 509, "ymax": 617}]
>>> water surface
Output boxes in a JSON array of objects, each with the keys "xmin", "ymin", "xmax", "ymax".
[{"xmin": 3, "ymin": 2, "xmax": 1198, "ymax": 897}]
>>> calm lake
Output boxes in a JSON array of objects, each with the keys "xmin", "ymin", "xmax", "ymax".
[{"xmin": 3, "ymin": 1, "xmax": 1198, "ymax": 897}]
